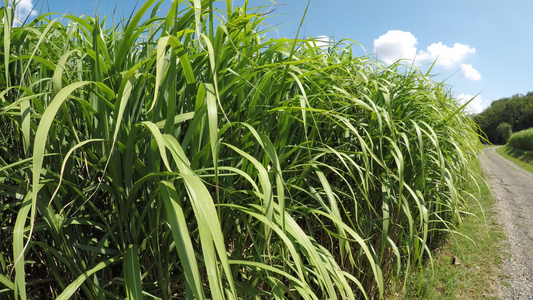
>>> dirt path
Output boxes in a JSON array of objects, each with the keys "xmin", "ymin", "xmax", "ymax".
[{"xmin": 480, "ymin": 147, "xmax": 533, "ymax": 299}]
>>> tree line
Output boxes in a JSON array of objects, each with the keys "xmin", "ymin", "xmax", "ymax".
[{"xmin": 474, "ymin": 92, "xmax": 533, "ymax": 144}]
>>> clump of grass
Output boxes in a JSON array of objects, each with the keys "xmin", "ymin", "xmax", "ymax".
[
  {"xmin": 0, "ymin": 0, "xmax": 481, "ymax": 299},
  {"xmin": 508, "ymin": 127, "xmax": 533, "ymax": 151},
  {"xmin": 389, "ymin": 164, "xmax": 506, "ymax": 299}
]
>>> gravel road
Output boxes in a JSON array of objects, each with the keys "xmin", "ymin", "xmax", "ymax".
[{"xmin": 480, "ymin": 147, "xmax": 533, "ymax": 299}]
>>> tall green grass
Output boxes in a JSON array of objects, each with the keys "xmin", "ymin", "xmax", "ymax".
[
  {"xmin": 508, "ymin": 127, "xmax": 533, "ymax": 151},
  {"xmin": 0, "ymin": 0, "xmax": 481, "ymax": 298}
]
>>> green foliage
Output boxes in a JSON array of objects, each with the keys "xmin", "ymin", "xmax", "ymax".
[
  {"xmin": 495, "ymin": 122, "xmax": 512, "ymax": 144},
  {"xmin": 0, "ymin": 0, "xmax": 481, "ymax": 299},
  {"xmin": 474, "ymin": 92, "xmax": 533, "ymax": 144},
  {"xmin": 391, "ymin": 162, "xmax": 504, "ymax": 299},
  {"xmin": 508, "ymin": 127, "xmax": 533, "ymax": 151}
]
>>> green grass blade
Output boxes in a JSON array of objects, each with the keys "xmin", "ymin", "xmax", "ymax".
[
  {"xmin": 139, "ymin": 121, "xmax": 172, "ymax": 171},
  {"xmin": 13, "ymin": 192, "xmax": 32, "ymax": 300},
  {"xmin": 152, "ymin": 34, "xmax": 196, "ymax": 112},
  {"xmin": 28, "ymin": 81, "xmax": 114, "ymax": 281},
  {"xmin": 19, "ymin": 97, "xmax": 31, "ymax": 156},
  {"xmin": 0, "ymin": 273, "xmax": 14, "ymax": 291},
  {"xmin": 52, "ymin": 49, "xmax": 81, "ymax": 94},
  {"xmin": 56, "ymin": 257, "xmax": 118, "ymax": 300},
  {"xmin": 3, "ymin": 4, "xmax": 11, "ymax": 89},
  {"xmin": 163, "ymin": 134, "xmax": 236, "ymax": 297},
  {"xmin": 223, "ymin": 143, "xmax": 273, "ymax": 237},
  {"xmin": 228, "ymin": 260, "xmax": 316, "ymax": 300},
  {"xmin": 180, "ymin": 172, "xmax": 235, "ymax": 299},
  {"xmin": 124, "ymin": 244, "xmax": 143, "ymax": 300},
  {"xmin": 159, "ymin": 180, "xmax": 205, "ymax": 300},
  {"xmin": 114, "ymin": 0, "xmax": 158, "ymax": 70}
]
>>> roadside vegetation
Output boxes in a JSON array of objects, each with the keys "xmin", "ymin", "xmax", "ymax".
[
  {"xmin": 474, "ymin": 92, "xmax": 533, "ymax": 144},
  {"xmin": 507, "ymin": 127, "xmax": 533, "ymax": 151},
  {"xmin": 390, "ymin": 163, "xmax": 506, "ymax": 299},
  {"xmin": 494, "ymin": 126, "xmax": 533, "ymax": 173},
  {"xmin": 1, "ymin": 0, "xmax": 482, "ymax": 298},
  {"xmin": 496, "ymin": 146, "xmax": 533, "ymax": 174}
]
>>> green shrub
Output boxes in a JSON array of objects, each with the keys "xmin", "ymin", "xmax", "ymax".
[
  {"xmin": 0, "ymin": 1, "xmax": 481, "ymax": 299},
  {"xmin": 508, "ymin": 127, "xmax": 533, "ymax": 151},
  {"xmin": 496, "ymin": 122, "xmax": 513, "ymax": 144}
]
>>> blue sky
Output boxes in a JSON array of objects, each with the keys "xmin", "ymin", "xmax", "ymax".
[{"xmin": 12, "ymin": 0, "xmax": 533, "ymax": 113}]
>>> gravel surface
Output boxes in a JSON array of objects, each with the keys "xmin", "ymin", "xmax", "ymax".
[{"xmin": 480, "ymin": 147, "xmax": 533, "ymax": 300}]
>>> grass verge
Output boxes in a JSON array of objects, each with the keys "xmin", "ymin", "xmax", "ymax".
[
  {"xmin": 496, "ymin": 145, "xmax": 533, "ymax": 174},
  {"xmin": 390, "ymin": 164, "xmax": 506, "ymax": 299}
]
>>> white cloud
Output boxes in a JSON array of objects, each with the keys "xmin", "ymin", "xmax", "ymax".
[
  {"xmin": 373, "ymin": 30, "xmax": 477, "ymax": 70},
  {"xmin": 11, "ymin": 0, "xmax": 36, "ymax": 25},
  {"xmin": 457, "ymin": 93, "xmax": 483, "ymax": 114},
  {"xmin": 460, "ymin": 64, "xmax": 482, "ymax": 81},
  {"xmin": 418, "ymin": 42, "xmax": 476, "ymax": 68},
  {"xmin": 373, "ymin": 30, "xmax": 418, "ymax": 65},
  {"xmin": 374, "ymin": 31, "xmax": 483, "ymax": 114}
]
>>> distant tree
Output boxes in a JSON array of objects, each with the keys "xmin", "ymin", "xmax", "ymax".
[
  {"xmin": 474, "ymin": 92, "xmax": 533, "ymax": 143},
  {"xmin": 495, "ymin": 122, "xmax": 512, "ymax": 144}
]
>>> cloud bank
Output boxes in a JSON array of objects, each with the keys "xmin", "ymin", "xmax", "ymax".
[{"xmin": 373, "ymin": 30, "xmax": 481, "ymax": 81}]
